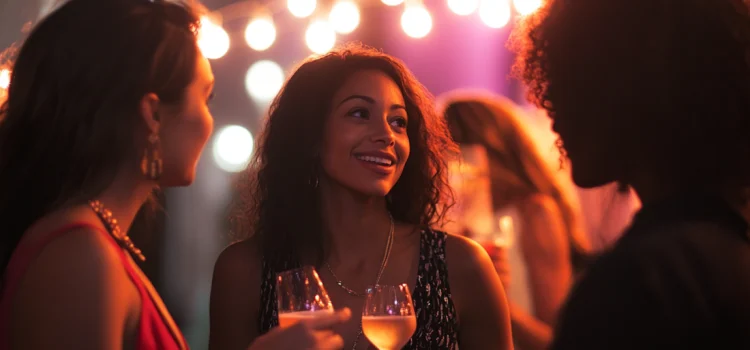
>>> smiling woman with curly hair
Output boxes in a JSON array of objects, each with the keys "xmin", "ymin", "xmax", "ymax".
[
  {"xmin": 512, "ymin": 0, "xmax": 750, "ymax": 348},
  {"xmin": 210, "ymin": 44, "xmax": 512, "ymax": 350}
]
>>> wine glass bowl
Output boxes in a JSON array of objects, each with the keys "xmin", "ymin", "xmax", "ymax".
[
  {"xmin": 362, "ymin": 284, "xmax": 417, "ymax": 350},
  {"xmin": 276, "ymin": 266, "xmax": 334, "ymax": 328}
]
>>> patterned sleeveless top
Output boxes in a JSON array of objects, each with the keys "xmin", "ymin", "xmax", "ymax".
[{"xmin": 258, "ymin": 228, "xmax": 460, "ymax": 349}]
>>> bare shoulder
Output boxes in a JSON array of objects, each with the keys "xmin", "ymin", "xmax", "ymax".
[
  {"xmin": 440, "ymin": 231, "xmax": 513, "ymax": 349},
  {"xmin": 213, "ymin": 236, "xmax": 263, "ymax": 284},
  {"xmin": 444, "ymin": 232, "xmax": 493, "ymax": 271},
  {"xmin": 443, "ymin": 232, "xmax": 499, "ymax": 300},
  {"xmin": 209, "ymin": 236, "xmax": 264, "ymax": 349},
  {"xmin": 17, "ymin": 225, "xmax": 134, "ymax": 301},
  {"xmin": 12, "ymin": 226, "xmax": 137, "ymax": 348}
]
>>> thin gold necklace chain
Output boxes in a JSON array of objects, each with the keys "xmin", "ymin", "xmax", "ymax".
[{"xmin": 324, "ymin": 213, "xmax": 395, "ymax": 350}]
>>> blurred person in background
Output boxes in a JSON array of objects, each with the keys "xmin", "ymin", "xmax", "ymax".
[
  {"xmin": 0, "ymin": 0, "xmax": 348, "ymax": 348},
  {"xmin": 513, "ymin": 0, "xmax": 750, "ymax": 348},
  {"xmin": 210, "ymin": 44, "xmax": 513, "ymax": 350},
  {"xmin": 441, "ymin": 91, "xmax": 591, "ymax": 350}
]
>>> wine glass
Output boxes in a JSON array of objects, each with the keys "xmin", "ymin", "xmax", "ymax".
[
  {"xmin": 276, "ymin": 266, "xmax": 334, "ymax": 328},
  {"xmin": 362, "ymin": 284, "xmax": 417, "ymax": 350}
]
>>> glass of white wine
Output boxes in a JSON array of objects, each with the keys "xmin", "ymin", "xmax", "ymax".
[
  {"xmin": 276, "ymin": 266, "xmax": 334, "ymax": 328},
  {"xmin": 362, "ymin": 284, "xmax": 417, "ymax": 350}
]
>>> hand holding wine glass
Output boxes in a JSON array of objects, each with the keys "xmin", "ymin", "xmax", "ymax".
[
  {"xmin": 247, "ymin": 308, "xmax": 351, "ymax": 350},
  {"xmin": 255, "ymin": 266, "xmax": 350, "ymax": 350},
  {"xmin": 362, "ymin": 284, "xmax": 417, "ymax": 350}
]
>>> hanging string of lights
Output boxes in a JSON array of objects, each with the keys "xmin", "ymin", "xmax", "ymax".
[{"xmin": 196, "ymin": 0, "xmax": 545, "ymax": 60}]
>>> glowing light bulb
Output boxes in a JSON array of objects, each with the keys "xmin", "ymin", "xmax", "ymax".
[
  {"xmin": 513, "ymin": 0, "xmax": 543, "ymax": 16},
  {"xmin": 213, "ymin": 125, "xmax": 254, "ymax": 172},
  {"xmin": 381, "ymin": 0, "xmax": 404, "ymax": 5},
  {"xmin": 288, "ymin": 0, "xmax": 316, "ymax": 18},
  {"xmin": 305, "ymin": 20, "xmax": 336, "ymax": 54},
  {"xmin": 197, "ymin": 17, "xmax": 230, "ymax": 59},
  {"xmin": 401, "ymin": 5, "xmax": 432, "ymax": 39},
  {"xmin": 329, "ymin": 1, "xmax": 360, "ymax": 34},
  {"xmin": 0, "ymin": 69, "xmax": 10, "ymax": 90},
  {"xmin": 245, "ymin": 60, "xmax": 285, "ymax": 103},
  {"xmin": 245, "ymin": 17, "xmax": 276, "ymax": 51},
  {"xmin": 479, "ymin": 0, "xmax": 511, "ymax": 29},
  {"xmin": 448, "ymin": 0, "xmax": 479, "ymax": 16}
]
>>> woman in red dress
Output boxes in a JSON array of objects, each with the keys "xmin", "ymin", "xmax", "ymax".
[{"xmin": 0, "ymin": 1, "xmax": 348, "ymax": 349}]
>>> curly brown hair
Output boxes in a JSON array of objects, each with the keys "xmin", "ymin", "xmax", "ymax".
[
  {"xmin": 235, "ymin": 44, "xmax": 457, "ymax": 271},
  {"xmin": 511, "ymin": 0, "xmax": 750, "ymax": 193}
]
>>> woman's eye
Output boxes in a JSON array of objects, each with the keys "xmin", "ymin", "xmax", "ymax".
[
  {"xmin": 349, "ymin": 108, "xmax": 370, "ymax": 119},
  {"xmin": 390, "ymin": 117, "xmax": 407, "ymax": 129}
]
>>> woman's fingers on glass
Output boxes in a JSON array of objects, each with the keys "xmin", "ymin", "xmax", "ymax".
[
  {"xmin": 307, "ymin": 308, "xmax": 351, "ymax": 330},
  {"xmin": 314, "ymin": 331, "xmax": 345, "ymax": 349}
]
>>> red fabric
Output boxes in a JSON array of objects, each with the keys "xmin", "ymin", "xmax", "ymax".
[{"xmin": 0, "ymin": 222, "xmax": 186, "ymax": 349}]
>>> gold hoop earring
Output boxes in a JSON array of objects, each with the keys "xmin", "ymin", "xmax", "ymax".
[{"xmin": 141, "ymin": 132, "xmax": 163, "ymax": 181}]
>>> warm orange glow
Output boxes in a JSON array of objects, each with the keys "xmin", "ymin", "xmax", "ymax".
[{"xmin": 0, "ymin": 69, "xmax": 10, "ymax": 90}]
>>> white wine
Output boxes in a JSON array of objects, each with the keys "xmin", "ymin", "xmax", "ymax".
[
  {"xmin": 362, "ymin": 315, "xmax": 417, "ymax": 350},
  {"xmin": 278, "ymin": 310, "xmax": 334, "ymax": 328}
]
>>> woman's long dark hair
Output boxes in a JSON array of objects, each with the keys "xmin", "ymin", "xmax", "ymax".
[
  {"xmin": 0, "ymin": 0, "xmax": 201, "ymax": 275},
  {"xmin": 235, "ymin": 44, "xmax": 457, "ymax": 272},
  {"xmin": 442, "ymin": 93, "xmax": 591, "ymax": 269}
]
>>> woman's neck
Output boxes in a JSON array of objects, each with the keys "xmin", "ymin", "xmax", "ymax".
[
  {"xmin": 318, "ymin": 178, "xmax": 392, "ymax": 267},
  {"xmin": 93, "ymin": 167, "xmax": 156, "ymax": 234}
]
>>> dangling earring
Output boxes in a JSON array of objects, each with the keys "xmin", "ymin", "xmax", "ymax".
[{"xmin": 141, "ymin": 131, "xmax": 163, "ymax": 180}]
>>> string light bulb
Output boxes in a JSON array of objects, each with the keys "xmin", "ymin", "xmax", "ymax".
[
  {"xmin": 288, "ymin": 0, "xmax": 316, "ymax": 18},
  {"xmin": 245, "ymin": 17, "xmax": 276, "ymax": 51},
  {"xmin": 381, "ymin": 0, "xmax": 404, "ymax": 5},
  {"xmin": 513, "ymin": 0, "xmax": 543, "ymax": 16},
  {"xmin": 479, "ymin": 0, "xmax": 511, "ymax": 29},
  {"xmin": 448, "ymin": 0, "xmax": 479, "ymax": 16},
  {"xmin": 197, "ymin": 16, "xmax": 230, "ymax": 59},
  {"xmin": 401, "ymin": 5, "xmax": 432, "ymax": 38},
  {"xmin": 305, "ymin": 20, "xmax": 336, "ymax": 54},
  {"xmin": 329, "ymin": 0, "xmax": 360, "ymax": 34}
]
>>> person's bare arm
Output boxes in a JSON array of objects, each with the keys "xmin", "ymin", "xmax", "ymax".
[
  {"xmin": 509, "ymin": 303, "xmax": 553, "ymax": 350},
  {"xmin": 447, "ymin": 234, "xmax": 513, "ymax": 350},
  {"xmin": 11, "ymin": 228, "xmax": 137, "ymax": 349},
  {"xmin": 209, "ymin": 239, "xmax": 263, "ymax": 350},
  {"xmin": 519, "ymin": 194, "xmax": 574, "ymax": 326}
]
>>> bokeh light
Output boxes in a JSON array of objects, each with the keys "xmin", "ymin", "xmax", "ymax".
[
  {"xmin": 288, "ymin": 0, "xmax": 316, "ymax": 18},
  {"xmin": 401, "ymin": 5, "xmax": 433, "ymax": 39},
  {"xmin": 448, "ymin": 0, "xmax": 479, "ymax": 16},
  {"xmin": 329, "ymin": 1, "xmax": 360, "ymax": 34},
  {"xmin": 381, "ymin": 0, "xmax": 404, "ymax": 5},
  {"xmin": 245, "ymin": 60, "xmax": 285, "ymax": 103},
  {"xmin": 513, "ymin": 0, "xmax": 543, "ymax": 16},
  {"xmin": 305, "ymin": 20, "xmax": 336, "ymax": 54},
  {"xmin": 197, "ymin": 17, "xmax": 230, "ymax": 59},
  {"xmin": 0, "ymin": 69, "xmax": 10, "ymax": 90},
  {"xmin": 213, "ymin": 125, "xmax": 254, "ymax": 173},
  {"xmin": 479, "ymin": 0, "xmax": 511, "ymax": 29},
  {"xmin": 245, "ymin": 17, "xmax": 276, "ymax": 51}
]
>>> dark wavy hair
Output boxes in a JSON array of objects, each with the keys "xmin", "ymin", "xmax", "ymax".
[
  {"xmin": 0, "ymin": 0, "xmax": 201, "ymax": 274},
  {"xmin": 236, "ymin": 44, "xmax": 457, "ymax": 271},
  {"xmin": 511, "ymin": 0, "xmax": 750, "ymax": 193}
]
